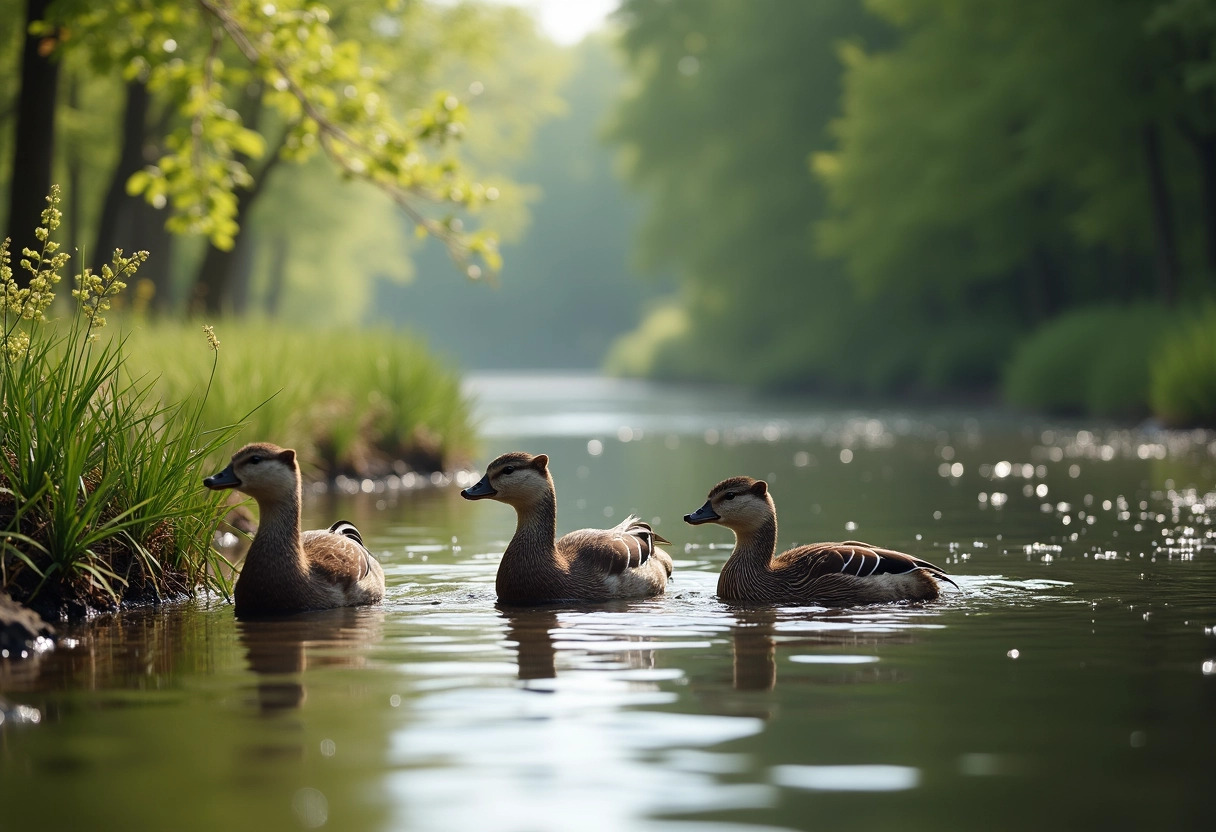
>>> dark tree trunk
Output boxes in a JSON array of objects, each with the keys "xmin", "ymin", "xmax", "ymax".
[
  {"xmin": 189, "ymin": 125, "xmax": 287, "ymax": 315},
  {"xmin": 133, "ymin": 200, "xmax": 175, "ymax": 313},
  {"xmin": 190, "ymin": 185, "xmax": 261, "ymax": 315},
  {"xmin": 88, "ymin": 81, "xmax": 178, "ymax": 312},
  {"xmin": 92, "ymin": 81, "xmax": 151, "ymax": 274},
  {"xmin": 5, "ymin": 0, "xmax": 61, "ymax": 276},
  {"xmin": 1193, "ymin": 134, "xmax": 1216, "ymax": 278},
  {"xmin": 66, "ymin": 73, "xmax": 81, "ymax": 263},
  {"xmin": 1022, "ymin": 246, "xmax": 1063, "ymax": 325},
  {"xmin": 1142, "ymin": 123, "xmax": 1180, "ymax": 305}
]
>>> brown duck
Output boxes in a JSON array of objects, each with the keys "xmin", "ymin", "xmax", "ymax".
[
  {"xmin": 204, "ymin": 442, "xmax": 385, "ymax": 617},
  {"xmin": 461, "ymin": 451, "xmax": 673, "ymax": 604},
  {"xmin": 685, "ymin": 476, "xmax": 957, "ymax": 606}
]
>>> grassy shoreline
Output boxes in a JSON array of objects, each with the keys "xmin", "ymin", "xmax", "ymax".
[
  {"xmin": 1, "ymin": 190, "xmax": 476, "ymax": 622},
  {"xmin": 119, "ymin": 319, "xmax": 477, "ymax": 479}
]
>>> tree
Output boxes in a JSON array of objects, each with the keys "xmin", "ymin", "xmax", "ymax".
[
  {"xmin": 241, "ymin": 2, "xmax": 567, "ymax": 324},
  {"xmin": 373, "ymin": 34, "xmax": 666, "ymax": 369},
  {"xmin": 5, "ymin": 0, "xmax": 61, "ymax": 255},
  {"xmin": 608, "ymin": 0, "xmax": 905, "ymax": 391},
  {"xmin": 818, "ymin": 0, "xmax": 1216, "ymax": 317},
  {"xmin": 5, "ymin": 0, "xmax": 501, "ymax": 305},
  {"xmin": 609, "ymin": 0, "xmax": 1216, "ymax": 395}
]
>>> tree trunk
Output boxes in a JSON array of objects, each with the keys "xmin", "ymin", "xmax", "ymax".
[
  {"xmin": 65, "ymin": 72, "xmax": 82, "ymax": 266},
  {"xmin": 4, "ymin": 0, "xmax": 61, "ymax": 275},
  {"xmin": 91, "ymin": 81, "xmax": 151, "ymax": 275},
  {"xmin": 190, "ymin": 186, "xmax": 260, "ymax": 315},
  {"xmin": 188, "ymin": 125, "xmax": 288, "ymax": 315},
  {"xmin": 133, "ymin": 200, "xmax": 175, "ymax": 313},
  {"xmin": 1022, "ymin": 246, "xmax": 1062, "ymax": 325},
  {"xmin": 87, "ymin": 81, "xmax": 179, "ymax": 312},
  {"xmin": 1192, "ymin": 134, "xmax": 1216, "ymax": 279},
  {"xmin": 1141, "ymin": 123, "xmax": 1180, "ymax": 305}
]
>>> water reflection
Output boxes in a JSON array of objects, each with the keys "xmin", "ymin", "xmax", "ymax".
[
  {"xmin": 238, "ymin": 607, "xmax": 384, "ymax": 714},
  {"xmin": 498, "ymin": 607, "xmax": 558, "ymax": 684},
  {"xmin": 730, "ymin": 607, "xmax": 779, "ymax": 693}
]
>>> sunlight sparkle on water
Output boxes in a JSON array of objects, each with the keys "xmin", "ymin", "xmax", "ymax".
[{"xmin": 772, "ymin": 764, "xmax": 921, "ymax": 792}]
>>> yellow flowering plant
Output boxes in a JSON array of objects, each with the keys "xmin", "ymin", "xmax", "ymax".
[{"xmin": 1, "ymin": 188, "xmax": 240, "ymax": 617}]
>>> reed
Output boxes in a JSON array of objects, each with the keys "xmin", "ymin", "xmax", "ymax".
[{"xmin": 1, "ymin": 189, "xmax": 240, "ymax": 617}]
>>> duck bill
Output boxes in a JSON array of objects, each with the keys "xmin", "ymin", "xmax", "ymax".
[
  {"xmin": 461, "ymin": 475, "xmax": 497, "ymax": 500},
  {"xmin": 684, "ymin": 501, "xmax": 720, "ymax": 525},
  {"xmin": 203, "ymin": 464, "xmax": 240, "ymax": 490}
]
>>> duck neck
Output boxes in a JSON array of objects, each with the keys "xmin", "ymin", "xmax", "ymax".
[
  {"xmin": 246, "ymin": 485, "xmax": 308, "ymax": 575},
  {"xmin": 731, "ymin": 515, "xmax": 778, "ymax": 570},
  {"xmin": 719, "ymin": 515, "xmax": 779, "ymax": 599},
  {"xmin": 504, "ymin": 488, "xmax": 559, "ymax": 567}
]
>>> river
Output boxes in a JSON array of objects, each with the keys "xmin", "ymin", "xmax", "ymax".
[{"xmin": 2, "ymin": 373, "xmax": 1214, "ymax": 831}]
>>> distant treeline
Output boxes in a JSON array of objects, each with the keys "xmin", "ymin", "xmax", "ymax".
[{"xmin": 606, "ymin": 0, "xmax": 1216, "ymax": 423}]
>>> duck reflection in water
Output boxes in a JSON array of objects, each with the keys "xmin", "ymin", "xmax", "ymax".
[
  {"xmin": 239, "ymin": 606, "xmax": 384, "ymax": 714},
  {"xmin": 498, "ymin": 604, "xmax": 662, "ymax": 689},
  {"xmin": 499, "ymin": 607, "xmax": 560, "ymax": 685},
  {"xmin": 706, "ymin": 606, "xmax": 922, "ymax": 720},
  {"xmin": 730, "ymin": 607, "xmax": 779, "ymax": 692}
]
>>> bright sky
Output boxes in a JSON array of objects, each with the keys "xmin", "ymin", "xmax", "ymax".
[{"xmin": 508, "ymin": 0, "xmax": 618, "ymax": 45}]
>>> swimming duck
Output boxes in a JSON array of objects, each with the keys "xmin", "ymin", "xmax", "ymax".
[
  {"xmin": 204, "ymin": 442, "xmax": 385, "ymax": 617},
  {"xmin": 461, "ymin": 451, "xmax": 673, "ymax": 604},
  {"xmin": 684, "ymin": 476, "xmax": 956, "ymax": 606}
]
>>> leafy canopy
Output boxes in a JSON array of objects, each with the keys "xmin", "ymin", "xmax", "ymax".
[{"xmin": 39, "ymin": 0, "xmax": 501, "ymax": 275}]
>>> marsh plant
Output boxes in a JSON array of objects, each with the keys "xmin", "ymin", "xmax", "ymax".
[
  {"xmin": 1, "ymin": 187, "xmax": 239, "ymax": 618},
  {"xmin": 118, "ymin": 322, "xmax": 476, "ymax": 478}
]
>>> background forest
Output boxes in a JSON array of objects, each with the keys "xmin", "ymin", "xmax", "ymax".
[{"xmin": 3, "ymin": 0, "xmax": 1216, "ymax": 424}]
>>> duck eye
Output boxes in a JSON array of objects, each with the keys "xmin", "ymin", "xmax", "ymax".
[
  {"xmin": 248, "ymin": 456, "xmax": 262, "ymax": 465},
  {"xmin": 502, "ymin": 465, "xmax": 515, "ymax": 475},
  {"xmin": 724, "ymin": 492, "xmax": 735, "ymax": 501}
]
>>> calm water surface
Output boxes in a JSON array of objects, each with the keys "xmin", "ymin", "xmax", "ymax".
[{"xmin": 3, "ymin": 373, "xmax": 1215, "ymax": 831}]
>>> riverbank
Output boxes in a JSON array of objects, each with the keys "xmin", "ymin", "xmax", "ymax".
[{"xmin": 3, "ymin": 310, "xmax": 478, "ymax": 621}]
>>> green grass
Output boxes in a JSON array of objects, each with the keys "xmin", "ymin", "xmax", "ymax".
[
  {"xmin": 118, "ymin": 320, "xmax": 476, "ymax": 477},
  {"xmin": 1, "ymin": 189, "xmax": 476, "ymax": 619},
  {"xmin": 1003, "ymin": 303, "xmax": 1173, "ymax": 419},
  {"xmin": 1, "ymin": 191, "xmax": 240, "ymax": 616},
  {"xmin": 1149, "ymin": 304, "xmax": 1216, "ymax": 427}
]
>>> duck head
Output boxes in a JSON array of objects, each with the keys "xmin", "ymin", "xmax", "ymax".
[
  {"xmin": 685, "ymin": 476, "xmax": 772, "ymax": 532},
  {"xmin": 461, "ymin": 451, "xmax": 551, "ymax": 508},
  {"xmin": 204, "ymin": 442, "xmax": 298, "ymax": 501}
]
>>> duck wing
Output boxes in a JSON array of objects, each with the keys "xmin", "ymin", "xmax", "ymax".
[
  {"xmin": 777, "ymin": 541, "xmax": 958, "ymax": 589},
  {"xmin": 302, "ymin": 520, "xmax": 375, "ymax": 586},
  {"xmin": 559, "ymin": 515, "xmax": 672, "ymax": 577}
]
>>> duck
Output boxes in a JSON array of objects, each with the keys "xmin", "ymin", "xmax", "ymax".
[
  {"xmin": 203, "ymin": 442, "xmax": 385, "ymax": 617},
  {"xmin": 684, "ymin": 476, "xmax": 957, "ymax": 606},
  {"xmin": 460, "ymin": 451, "xmax": 673, "ymax": 604}
]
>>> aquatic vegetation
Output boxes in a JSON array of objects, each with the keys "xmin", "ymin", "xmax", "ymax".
[
  {"xmin": 1149, "ymin": 304, "xmax": 1216, "ymax": 427},
  {"xmin": 1003, "ymin": 303, "xmax": 1173, "ymax": 418},
  {"xmin": 1, "ymin": 189, "xmax": 239, "ymax": 617}
]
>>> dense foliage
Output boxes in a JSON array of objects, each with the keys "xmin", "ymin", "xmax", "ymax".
[
  {"xmin": 0, "ymin": 0, "xmax": 566, "ymax": 315},
  {"xmin": 609, "ymin": 0, "xmax": 1216, "ymax": 416}
]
